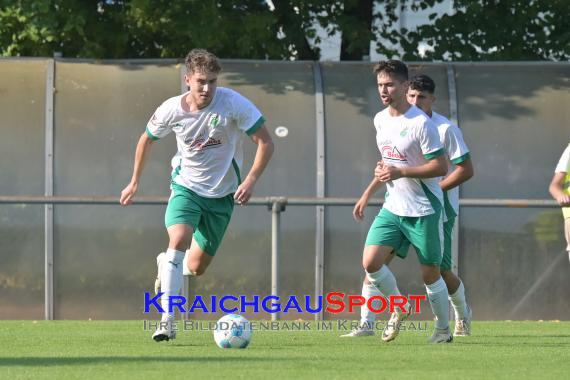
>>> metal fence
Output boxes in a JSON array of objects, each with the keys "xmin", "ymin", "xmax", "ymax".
[{"xmin": 1, "ymin": 58, "xmax": 569, "ymax": 321}]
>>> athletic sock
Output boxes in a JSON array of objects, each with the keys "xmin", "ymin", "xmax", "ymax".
[
  {"xmin": 182, "ymin": 250, "xmax": 195, "ymax": 276},
  {"xmin": 366, "ymin": 266, "xmax": 409, "ymax": 314},
  {"xmin": 160, "ymin": 249, "xmax": 185, "ymax": 323},
  {"xmin": 449, "ymin": 280, "xmax": 469, "ymax": 320},
  {"xmin": 361, "ymin": 282, "xmax": 383, "ymax": 327},
  {"xmin": 425, "ymin": 276, "xmax": 450, "ymax": 330}
]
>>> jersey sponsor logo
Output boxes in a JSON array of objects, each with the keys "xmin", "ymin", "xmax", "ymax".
[
  {"xmin": 188, "ymin": 137, "xmax": 223, "ymax": 151},
  {"xmin": 382, "ymin": 145, "xmax": 407, "ymax": 161},
  {"xmin": 185, "ymin": 128, "xmax": 224, "ymax": 152}
]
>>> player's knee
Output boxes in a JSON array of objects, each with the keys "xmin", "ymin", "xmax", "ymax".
[
  {"xmin": 169, "ymin": 234, "xmax": 191, "ymax": 251},
  {"xmin": 421, "ymin": 265, "xmax": 441, "ymax": 285},
  {"xmin": 187, "ymin": 261, "xmax": 208, "ymax": 276},
  {"xmin": 167, "ymin": 226, "xmax": 193, "ymax": 250},
  {"xmin": 441, "ymin": 269, "xmax": 458, "ymax": 283},
  {"xmin": 363, "ymin": 261, "xmax": 381, "ymax": 273}
]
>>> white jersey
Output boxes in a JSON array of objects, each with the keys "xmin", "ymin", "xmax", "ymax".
[
  {"xmin": 432, "ymin": 111, "xmax": 471, "ymax": 220},
  {"xmin": 146, "ymin": 87, "xmax": 264, "ymax": 198},
  {"xmin": 374, "ymin": 105, "xmax": 444, "ymax": 217}
]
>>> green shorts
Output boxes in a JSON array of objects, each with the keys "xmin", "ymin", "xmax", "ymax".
[
  {"xmin": 165, "ymin": 183, "xmax": 234, "ymax": 256},
  {"xmin": 440, "ymin": 217, "xmax": 455, "ymax": 271},
  {"xmin": 365, "ymin": 207, "xmax": 443, "ymax": 266}
]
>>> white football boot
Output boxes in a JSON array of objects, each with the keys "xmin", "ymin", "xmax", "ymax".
[
  {"xmin": 428, "ymin": 327, "xmax": 453, "ymax": 344},
  {"xmin": 152, "ymin": 320, "xmax": 177, "ymax": 342},
  {"xmin": 340, "ymin": 322, "xmax": 374, "ymax": 337},
  {"xmin": 382, "ymin": 306, "xmax": 412, "ymax": 342},
  {"xmin": 454, "ymin": 305, "xmax": 472, "ymax": 337}
]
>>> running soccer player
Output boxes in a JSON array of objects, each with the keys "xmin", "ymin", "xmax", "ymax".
[
  {"xmin": 350, "ymin": 60, "xmax": 452, "ymax": 344},
  {"xmin": 342, "ymin": 74, "xmax": 474, "ymax": 339},
  {"xmin": 120, "ymin": 49, "xmax": 274, "ymax": 342}
]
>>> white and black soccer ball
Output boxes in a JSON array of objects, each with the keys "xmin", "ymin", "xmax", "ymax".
[{"xmin": 213, "ymin": 314, "xmax": 252, "ymax": 349}]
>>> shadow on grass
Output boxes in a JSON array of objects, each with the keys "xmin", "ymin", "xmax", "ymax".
[
  {"xmin": 0, "ymin": 356, "xmax": 287, "ymax": 367},
  {"xmin": 454, "ymin": 334, "xmax": 570, "ymax": 348}
]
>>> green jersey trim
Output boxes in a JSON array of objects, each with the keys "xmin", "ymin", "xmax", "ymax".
[
  {"xmin": 443, "ymin": 191, "xmax": 457, "ymax": 219},
  {"xmin": 146, "ymin": 126, "xmax": 159, "ymax": 141},
  {"xmin": 232, "ymin": 159, "xmax": 242, "ymax": 185},
  {"xmin": 451, "ymin": 152, "xmax": 471, "ymax": 165},
  {"xmin": 171, "ymin": 164, "xmax": 181, "ymax": 182},
  {"xmin": 245, "ymin": 116, "xmax": 266, "ymax": 136},
  {"xmin": 420, "ymin": 182, "xmax": 443, "ymax": 213},
  {"xmin": 424, "ymin": 148, "xmax": 444, "ymax": 160}
]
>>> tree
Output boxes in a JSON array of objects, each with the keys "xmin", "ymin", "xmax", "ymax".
[
  {"xmin": 0, "ymin": 0, "xmax": 326, "ymax": 60},
  {"xmin": 399, "ymin": 0, "xmax": 570, "ymax": 61},
  {"xmin": 3, "ymin": 1, "xmax": 568, "ymax": 61},
  {"xmin": 0, "ymin": 0, "xmax": 128, "ymax": 57}
]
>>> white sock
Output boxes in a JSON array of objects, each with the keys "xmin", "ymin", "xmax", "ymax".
[
  {"xmin": 449, "ymin": 281, "xmax": 469, "ymax": 320},
  {"xmin": 182, "ymin": 250, "xmax": 195, "ymax": 276},
  {"xmin": 160, "ymin": 249, "xmax": 185, "ymax": 323},
  {"xmin": 425, "ymin": 277, "xmax": 450, "ymax": 330},
  {"xmin": 366, "ymin": 266, "xmax": 409, "ymax": 314},
  {"xmin": 361, "ymin": 282, "xmax": 383, "ymax": 327}
]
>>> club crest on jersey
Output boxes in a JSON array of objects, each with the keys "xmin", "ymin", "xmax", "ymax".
[
  {"xmin": 382, "ymin": 146, "xmax": 406, "ymax": 161},
  {"xmin": 400, "ymin": 128, "xmax": 409, "ymax": 137},
  {"xmin": 209, "ymin": 114, "xmax": 221, "ymax": 128}
]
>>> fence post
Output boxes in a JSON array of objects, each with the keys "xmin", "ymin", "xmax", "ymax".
[
  {"xmin": 313, "ymin": 62, "xmax": 326, "ymax": 321},
  {"xmin": 270, "ymin": 197, "xmax": 286, "ymax": 321},
  {"xmin": 44, "ymin": 58, "xmax": 55, "ymax": 320},
  {"xmin": 446, "ymin": 63, "xmax": 461, "ymax": 277}
]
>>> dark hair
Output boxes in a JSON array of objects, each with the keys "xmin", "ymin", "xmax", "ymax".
[
  {"xmin": 185, "ymin": 49, "xmax": 221, "ymax": 74},
  {"xmin": 409, "ymin": 74, "xmax": 436, "ymax": 94},
  {"xmin": 373, "ymin": 60, "xmax": 408, "ymax": 82}
]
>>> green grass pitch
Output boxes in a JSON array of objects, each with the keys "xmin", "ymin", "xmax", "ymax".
[{"xmin": 1, "ymin": 320, "xmax": 569, "ymax": 379}]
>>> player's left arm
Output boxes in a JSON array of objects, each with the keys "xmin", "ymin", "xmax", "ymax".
[
  {"xmin": 439, "ymin": 124, "xmax": 473, "ymax": 191},
  {"xmin": 376, "ymin": 155, "xmax": 447, "ymax": 181},
  {"xmin": 440, "ymin": 158, "xmax": 473, "ymax": 191},
  {"xmin": 234, "ymin": 125, "xmax": 274, "ymax": 204}
]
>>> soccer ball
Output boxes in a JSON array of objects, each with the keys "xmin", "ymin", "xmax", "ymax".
[{"xmin": 213, "ymin": 314, "xmax": 252, "ymax": 349}]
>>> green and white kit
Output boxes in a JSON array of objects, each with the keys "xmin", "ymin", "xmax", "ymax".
[
  {"xmin": 147, "ymin": 87, "xmax": 265, "ymax": 198},
  {"xmin": 147, "ymin": 87, "xmax": 264, "ymax": 255},
  {"xmin": 367, "ymin": 105, "xmax": 444, "ymax": 265}
]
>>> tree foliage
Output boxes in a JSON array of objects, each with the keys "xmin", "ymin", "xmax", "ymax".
[
  {"xmin": 399, "ymin": 0, "xmax": 570, "ymax": 61},
  {"xmin": 1, "ymin": 0, "xmax": 568, "ymax": 61},
  {"xmin": 0, "ymin": 0, "xmax": 326, "ymax": 59}
]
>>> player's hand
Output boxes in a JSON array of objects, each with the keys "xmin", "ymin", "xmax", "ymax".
[
  {"xmin": 556, "ymin": 193, "xmax": 570, "ymax": 207},
  {"xmin": 234, "ymin": 178, "xmax": 255, "ymax": 205},
  {"xmin": 375, "ymin": 163, "xmax": 402, "ymax": 182},
  {"xmin": 120, "ymin": 182, "xmax": 138, "ymax": 206},
  {"xmin": 373, "ymin": 161, "xmax": 385, "ymax": 179},
  {"xmin": 353, "ymin": 196, "xmax": 369, "ymax": 221}
]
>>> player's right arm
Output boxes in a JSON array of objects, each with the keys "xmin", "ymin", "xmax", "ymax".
[
  {"xmin": 549, "ymin": 172, "xmax": 570, "ymax": 207},
  {"xmin": 120, "ymin": 100, "xmax": 173, "ymax": 205},
  {"xmin": 120, "ymin": 132, "xmax": 154, "ymax": 206},
  {"xmin": 353, "ymin": 164, "xmax": 385, "ymax": 221}
]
